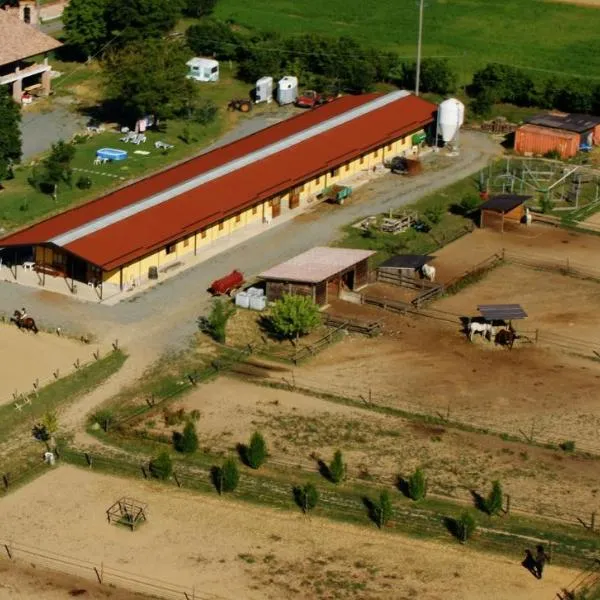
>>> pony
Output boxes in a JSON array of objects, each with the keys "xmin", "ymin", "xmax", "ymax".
[
  {"xmin": 495, "ymin": 327, "xmax": 518, "ymax": 350},
  {"xmin": 421, "ymin": 263, "xmax": 436, "ymax": 282},
  {"xmin": 11, "ymin": 310, "xmax": 39, "ymax": 334},
  {"xmin": 467, "ymin": 321, "xmax": 493, "ymax": 342}
]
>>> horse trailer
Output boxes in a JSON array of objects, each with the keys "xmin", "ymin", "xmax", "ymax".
[
  {"xmin": 276, "ymin": 76, "xmax": 298, "ymax": 105},
  {"xmin": 255, "ymin": 76, "xmax": 273, "ymax": 104},
  {"xmin": 186, "ymin": 57, "xmax": 219, "ymax": 82}
]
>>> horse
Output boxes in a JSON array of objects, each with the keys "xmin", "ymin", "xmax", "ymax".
[
  {"xmin": 421, "ymin": 263, "xmax": 436, "ymax": 282},
  {"xmin": 467, "ymin": 321, "xmax": 493, "ymax": 342},
  {"xmin": 495, "ymin": 327, "xmax": 518, "ymax": 350},
  {"xmin": 11, "ymin": 310, "xmax": 39, "ymax": 334}
]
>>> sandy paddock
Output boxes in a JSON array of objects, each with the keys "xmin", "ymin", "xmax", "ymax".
[
  {"xmin": 0, "ymin": 324, "xmax": 90, "ymax": 405},
  {"xmin": 0, "ymin": 466, "xmax": 578, "ymax": 600},
  {"xmin": 134, "ymin": 377, "xmax": 600, "ymax": 519}
]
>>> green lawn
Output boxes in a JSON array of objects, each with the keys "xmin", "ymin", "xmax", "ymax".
[
  {"xmin": 0, "ymin": 63, "xmax": 255, "ymax": 231},
  {"xmin": 215, "ymin": 0, "xmax": 600, "ymax": 82}
]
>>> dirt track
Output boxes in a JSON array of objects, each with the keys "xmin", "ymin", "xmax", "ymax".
[{"xmin": 0, "ymin": 466, "xmax": 578, "ymax": 600}]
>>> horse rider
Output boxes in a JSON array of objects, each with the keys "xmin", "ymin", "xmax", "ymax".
[
  {"xmin": 19, "ymin": 307, "xmax": 28, "ymax": 321},
  {"xmin": 535, "ymin": 544, "xmax": 550, "ymax": 579}
]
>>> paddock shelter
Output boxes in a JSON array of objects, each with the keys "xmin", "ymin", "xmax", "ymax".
[
  {"xmin": 479, "ymin": 194, "xmax": 530, "ymax": 232},
  {"xmin": 0, "ymin": 90, "xmax": 436, "ymax": 299},
  {"xmin": 259, "ymin": 247, "xmax": 375, "ymax": 307}
]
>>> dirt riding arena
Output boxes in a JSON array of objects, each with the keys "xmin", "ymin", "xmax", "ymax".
[
  {"xmin": 0, "ymin": 466, "xmax": 577, "ymax": 600},
  {"xmin": 0, "ymin": 324, "xmax": 89, "ymax": 405}
]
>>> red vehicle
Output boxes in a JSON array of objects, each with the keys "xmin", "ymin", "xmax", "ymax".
[
  {"xmin": 295, "ymin": 90, "xmax": 333, "ymax": 109},
  {"xmin": 209, "ymin": 269, "xmax": 245, "ymax": 296}
]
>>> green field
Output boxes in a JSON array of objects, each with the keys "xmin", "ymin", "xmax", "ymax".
[{"xmin": 215, "ymin": 0, "xmax": 600, "ymax": 82}]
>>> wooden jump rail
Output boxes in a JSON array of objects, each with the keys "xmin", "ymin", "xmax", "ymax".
[{"xmin": 324, "ymin": 315, "xmax": 382, "ymax": 337}]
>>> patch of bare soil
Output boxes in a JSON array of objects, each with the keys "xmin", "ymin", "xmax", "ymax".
[{"xmin": 0, "ymin": 467, "xmax": 578, "ymax": 600}]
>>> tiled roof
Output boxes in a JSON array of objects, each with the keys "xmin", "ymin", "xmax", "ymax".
[
  {"xmin": 259, "ymin": 247, "xmax": 376, "ymax": 283},
  {"xmin": 0, "ymin": 10, "xmax": 62, "ymax": 66},
  {"xmin": 0, "ymin": 92, "xmax": 437, "ymax": 270}
]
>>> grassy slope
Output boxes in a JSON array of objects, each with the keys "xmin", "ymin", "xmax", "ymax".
[{"xmin": 215, "ymin": 0, "xmax": 600, "ymax": 82}]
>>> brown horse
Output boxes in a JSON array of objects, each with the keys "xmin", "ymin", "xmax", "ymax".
[
  {"xmin": 11, "ymin": 310, "xmax": 39, "ymax": 334},
  {"xmin": 495, "ymin": 326, "xmax": 517, "ymax": 350}
]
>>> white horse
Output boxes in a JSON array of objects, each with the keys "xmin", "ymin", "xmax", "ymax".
[
  {"xmin": 421, "ymin": 263, "xmax": 436, "ymax": 282},
  {"xmin": 468, "ymin": 321, "xmax": 493, "ymax": 342}
]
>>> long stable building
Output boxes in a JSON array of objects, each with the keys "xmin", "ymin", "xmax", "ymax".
[{"xmin": 0, "ymin": 90, "xmax": 436, "ymax": 296}]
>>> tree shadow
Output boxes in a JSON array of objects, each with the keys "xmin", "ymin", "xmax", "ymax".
[
  {"xmin": 210, "ymin": 465, "xmax": 223, "ymax": 494},
  {"xmin": 443, "ymin": 516, "xmax": 463, "ymax": 541},
  {"xmin": 236, "ymin": 443, "xmax": 250, "ymax": 467},
  {"xmin": 471, "ymin": 489, "xmax": 490, "ymax": 514},
  {"xmin": 292, "ymin": 485, "xmax": 308, "ymax": 512},
  {"xmin": 316, "ymin": 459, "xmax": 333, "ymax": 483},
  {"xmin": 395, "ymin": 475, "xmax": 411, "ymax": 499},
  {"xmin": 362, "ymin": 496, "xmax": 378, "ymax": 525},
  {"xmin": 172, "ymin": 431, "xmax": 183, "ymax": 452},
  {"xmin": 257, "ymin": 315, "xmax": 286, "ymax": 342},
  {"xmin": 522, "ymin": 549, "xmax": 539, "ymax": 579}
]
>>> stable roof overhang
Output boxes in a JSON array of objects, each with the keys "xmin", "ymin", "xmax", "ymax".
[
  {"xmin": 259, "ymin": 247, "xmax": 375, "ymax": 284},
  {"xmin": 526, "ymin": 112, "xmax": 600, "ymax": 134},
  {"xmin": 0, "ymin": 91, "xmax": 436, "ymax": 271},
  {"xmin": 480, "ymin": 194, "xmax": 531, "ymax": 214},
  {"xmin": 378, "ymin": 254, "xmax": 435, "ymax": 270},
  {"xmin": 478, "ymin": 304, "xmax": 528, "ymax": 321}
]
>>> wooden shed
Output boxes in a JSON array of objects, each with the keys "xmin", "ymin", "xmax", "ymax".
[
  {"xmin": 377, "ymin": 254, "xmax": 434, "ymax": 284},
  {"xmin": 259, "ymin": 247, "xmax": 375, "ymax": 307},
  {"xmin": 479, "ymin": 195, "xmax": 530, "ymax": 232}
]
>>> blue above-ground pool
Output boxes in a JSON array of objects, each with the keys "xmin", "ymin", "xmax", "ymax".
[{"xmin": 96, "ymin": 148, "xmax": 128, "ymax": 161}]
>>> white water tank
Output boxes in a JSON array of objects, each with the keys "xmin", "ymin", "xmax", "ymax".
[
  {"xmin": 438, "ymin": 98, "xmax": 465, "ymax": 143},
  {"xmin": 235, "ymin": 292, "xmax": 250, "ymax": 309},
  {"xmin": 249, "ymin": 295, "xmax": 267, "ymax": 311},
  {"xmin": 277, "ymin": 76, "xmax": 298, "ymax": 105},
  {"xmin": 255, "ymin": 76, "xmax": 273, "ymax": 104}
]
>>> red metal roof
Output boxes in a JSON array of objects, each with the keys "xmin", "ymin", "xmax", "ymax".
[{"xmin": 0, "ymin": 93, "xmax": 436, "ymax": 271}]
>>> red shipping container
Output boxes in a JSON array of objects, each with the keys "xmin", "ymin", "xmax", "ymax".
[{"xmin": 515, "ymin": 124, "xmax": 579, "ymax": 159}]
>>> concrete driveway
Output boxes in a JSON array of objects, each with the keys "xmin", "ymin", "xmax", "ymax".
[{"xmin": 0, "ymin": 128, "xmax": 500, "ymax": 354}]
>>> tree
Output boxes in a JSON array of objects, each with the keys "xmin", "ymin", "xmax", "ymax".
[
  {"xmin": 186, "ymin": 19, "xmax": 240, "ymax": 60},
  {"xmin": 455, "ymin": 511, "xmax": 477, "ymax": 542},
  {"xmin": 42, "ymin": 411, "xmax": 59, "ymax": 447},
  {"xmin": 268, "ymin": 294, "xmax": 320, "ymax": 343},
  {"xmin": 328, "ymin": 450, "xmax": 345, "ymax": 484},
  {"xmin": 104, "ymin": 39, "xmax": 195, "ymax": 122},
  {"xmin": 212, "ymin": 457, "xmax": 239, "ymax": 494},
  {"xmin": 408, "ymin": 467, "xmax": 427, "ymax": 501},
  {"xmin": 200, "ymin": 298, "xmax": 236, "ymax": 343},
  {"xmin": 0, "ymin": 85, "xmax": 21, "ymax": 184},
  {"xmin": 174, "ymin": 421, "xmax": 199, "ymax": 453},
  {"xmin": 423, "ymin": 204, "xmax": 444, "ymax": 226},
  {"xmin": 183, "ymin": 0, "xmax": 217, "ymax": 17},
  {"xmin": 293, "ymin": 483, "xmax": 319, "ymax": 514},
  {"xmin": 149, "ymin": 451, "xmax": 173, "ymax": 480},
  {"xmin": 401, "ymin": 58, "xmax": 457, "ymax": 95},
  {"xmin": 35, "ymin": 140, "xmax": 76, "ymax": 199},
  {"xmin": 63, "ymin": 0, "xmax": 108, "ymax": 59},
  {"xmin": 91, "ymin": 408, "xmax": 114, "ymax": 432},
  {"xmin": 485, "ymin": 480, "xmax": 504, "ymax": 516},
  {"xmin": 245, "ymin": 431, "xmax": 267, "ymax": 469},
  {"xmin": 105, "ymin": 0, "xmax": 183, "ymax": 44},
  {"xmin": 376, "ymin": 490, "xmax": 393, "ymax": 528}
]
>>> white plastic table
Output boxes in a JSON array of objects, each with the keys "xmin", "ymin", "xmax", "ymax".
[{"xmin": 23, "ymin": 261, "xmax": 35, "ymax": 271}]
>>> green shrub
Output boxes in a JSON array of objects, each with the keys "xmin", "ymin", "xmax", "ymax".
[
  {"xmin": 408, "ymin": 467, "xmax": 428, "ymax": 501},
  {"xmin": 376, "ymin": 490, "xmax": 393, "ymax": 528},
  {"xmin": 485, "ymin": 480, "xmax": 503, "ymax": 516},
  {"xmin": 423, "ymin": 204, "xmax": 444, "ymax": 226},
  {"xmin": 76, "ymin": 175, "xmax": 92, "ymax": 189},
  {"xmin": 328, "ymin": 450, "xmax": 346, "ymax": 484},
  {"xmin": 212, "ymin": 457, "xmax": 240, "ymax": 494},
  {"xmin": 149, "ymin": 451, "xmax": 172, "ymax": 480},
  {"xmin": 245, "ymin": 432, "xmax": 267, "ymax": 469},
  {"xmin": 456, "ymin": 511, "xmax": 477, "ymax": 542},
  {"xmin": 91, "ymin": 408, "xmax": 114, "ymax": 432},
  {"xmin": 268, "ymin": 294, "xmax": 321, "ymax": 343},
  {"xmin": 459, "ymin": 194, "xmax": 481, "ymax": 214},
  {"xmin": 559, "ymin": 440, "xmax": 576, "ymax": 452},
  {"xmin": 293, "ymin": 483, "xmax": 319, "ymax": 514},
  {"xmin": 174, "ymin": 422, "xmax": 198, "ymax": 453},
  {"xmin": 203, "ymin": 298, "xmax": 236, "ymax": 343}
]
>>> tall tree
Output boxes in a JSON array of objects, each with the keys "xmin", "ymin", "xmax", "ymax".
[
  {"xmin": 183, "ymin": 0, "xmax": 217, "ymax": 18},
  {"xmin": 104, "ymin": 39, "xmax": 195, "ymax": 122},
  {"xmin": 105, "ymin": 0, "xmax": 183, "ymax": 44},
  {"xmin": 34, "ymin": 140, "xmax": 76, "ymax": 200},
  {"xmin": 186, "ymin": 19, "xmax": 240, "ymax": 60},
  {"xmin": 63, "ymin": 0, "xmax": 108, "ymax": 59},
  {"xmin": 268, "ymin": 294, "xmax": 321, "ymax": 344},
  {"xmin": 0, "ymin": 85, "xmax": 21, "ymax": 184}
]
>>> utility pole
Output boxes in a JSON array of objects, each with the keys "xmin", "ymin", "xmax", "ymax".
[{"xmin": 415, "ymin": 0, "xmax": 425, "ymax": 96}]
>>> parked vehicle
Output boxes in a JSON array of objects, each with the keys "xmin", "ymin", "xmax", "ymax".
[
  {"xmin": 317, "ymin": 184, "xmax": 353, "ymax": 205},
  {"xmin": 295, "ymin": 90, "xmax": 333, "ymax": 109},
  {"xmin": 209, "ymin": 270, "xmax": 245, "ymax": 296}
]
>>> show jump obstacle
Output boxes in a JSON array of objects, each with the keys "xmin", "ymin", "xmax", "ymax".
[{"xmin": 106, "ymin": 497, "xmax": 148, "ymax": 531}]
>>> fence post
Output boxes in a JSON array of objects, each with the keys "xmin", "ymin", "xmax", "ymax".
[
  {"xmin": 4, "ymin": 543, "xmax": 12, "ymax": 559},
  {"xmin": 174, "ymin": 472, "xmax": 182, "ymax": 488},
  {"xmin": 94, "ymin": 564, "xmax": 103, "ymax": 584},
  {"xmin": 2, "ymin": 474, "xmax": 8, "ymax": 490},
  {"xmin": 85, "ymin": 453, "xmax": 93, "ymax": 468},
  {"xmin": 592, "ymin": 511, "xmax": 596, "ymax": 532},
  {"xmin": 141, "ymin": 464, "xmax": 148, "ymax": 479},
  {"xmin": 504, "ymin": 494, "xmax": 511, "ymax": 515},
  {"xmin": 535, "ymin": 329, "xmax": 539, "ymax": 343}
]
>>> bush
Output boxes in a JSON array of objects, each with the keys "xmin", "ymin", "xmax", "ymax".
[
  {"xmin": 203, "ymin": 298, "xmax": 236, "ymax": 344},
  {"xmin": 149, "ymin": 451, "xmax": 172, "ymax": 480},
  {"xmin": 174, "ymin": 422, "xmax": 198, "ymax": 453},
  {"xmin": 76, "ymin": 175, "xmax": 92, "ymax": 189},
  {"xmin": 293, "ymin": 483, "xmax": 319, "ymax": 514},
  {"xmin": 456, "ymin": 511, "xmax": 477, "ymax": 542},
  {"xmin": 245, "ymin": 432, "xmax": 267, "ymax": 469},
  {"xmin": 423, "ymin": 204, "xmax": 444, "ymax": 226},
  {"xmin": 212, "ymin": 457, "xmax": 240, "ymax": 494},
  {"xmin": 193, "ymin": 100, "xmax": 218, "ymax": 126},
  {"xmin": 408, "ymin": 467, "xmax": 427, "ymax": 501},
  {"xmin": 559, "ymin": 440, "xmax": 576, "ymax": 453},
  {"xmin": 91, "ymin": 408, "xmax": 113, "ymax": 432},
  {"xmin": 328, "ymin": 450, "xmax": 346, "ymax": 484},
  {"xmin": 375, "ymin": 490, "xmax": 393, "ymax": 528},
  {"xmin": 485, "ymin": 480, "xmax": 504, "ymax": 516},
  {"xmin": 268, "ymin": 294, "xmax": 321, "ymax": 343},
  {"xmin": 459, "ymin": 194, "xmax": 481, "ymax": 215},
  {"xmin": 163, "ymin": 407, "xmax": 186, "ymax": 426}
]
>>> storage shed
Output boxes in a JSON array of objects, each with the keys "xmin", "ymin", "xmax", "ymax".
[
  {"xmin": 479, "ymin": 194, "xmax": 530, "ymax": 232},
  {"xmin": 526, "ymin": 112, "xmax": 600, "ymax": 147},
  {"xmin": 514, "ymin": 124, "xmax": 580, "ymax": 159},
  {"xmin": 377, "ymin": 254, "xmax": 434, "ymax": 283},
  {"xmin": 259, "ymin": 247, "xmax": 375, "ymax": 307}
]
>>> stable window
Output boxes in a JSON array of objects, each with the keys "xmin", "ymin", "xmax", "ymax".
[
  {"xmin": 360, "ymin": 155, "xmax": 364, "ymax": 165},
  {"xmin": 218, "ymin": 221, "xmax": 224, "ymax": 231},
  {"xmin": 373, "ymin": 149, "xmax": 379, "ymax": 158},
  {"xmin": 330, "ymin": 168, "xmax": 339, "ymax": 177},
  {"xmin": 387, "ymin": 144, "xmax": 392, "ymax": 151},
  {"xmin": 316, "ymin": 177, "xmax": 320, "ymax": 185},
  {"xmin": 252, "ymin": 205, "xmax": 258, "ymax": 215},
  {"xmin": 201, "ymin": 230, "xmax": 207, "ymax": 239},
  {"xmin": 165, "ymin": 243, "xmax": 176, "ymax": 255},
  {"xmin": 235, "ymin": 213, "xmax": 241, "ymax": 223},
  {"xmin": 183, "ymin": 238, "xmax": 189, "ymax": 247},
  {"xmin": 300, "ymin": 184, "xmax": 305, "ymax": 192},
  {"xmin": 345, "ymin": 163, "xmax": 350, "ymax": 172}
]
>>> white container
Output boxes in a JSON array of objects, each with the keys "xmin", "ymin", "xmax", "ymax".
[
  {"xmin": 246, "ymin": 287, "xmax": 264, "ymax": 297},
  {"xmin": 276, "ymin": 76, "xmax": 298, "ymax": 105},
  {"xmin": 255, "ymin": 76, "xmax": 273, "ymax": 104},
  {"xmin": 250, "ymin": 295, "xmax": 267, "ymax": 311},
  {"xmin": 186, "ymin": 57, "xmax": 219, "ymax": 82},
  {"xmin": 235, "ymin": 292, "xmax": 250, "ymax": 308},
  {"xmin": 438, "ymin": 98, "xmax": 465, "ymax": 143}
]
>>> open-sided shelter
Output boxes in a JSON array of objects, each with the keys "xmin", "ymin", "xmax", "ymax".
[
  {"xmin": 377, "ymin": 254, "xmax": 434, "ymax": 279},
  {"xmin": 479, "ymin": 194, "xmax": 530, "ymax": 232},
  {"xmin": 259, "ymin": 247, "xmax": 375, "ymax": 307}
]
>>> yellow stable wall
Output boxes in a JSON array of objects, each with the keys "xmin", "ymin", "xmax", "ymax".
[{"xmin": 101, "ymin": 127, "xmax": 425, "ymax": 289}]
